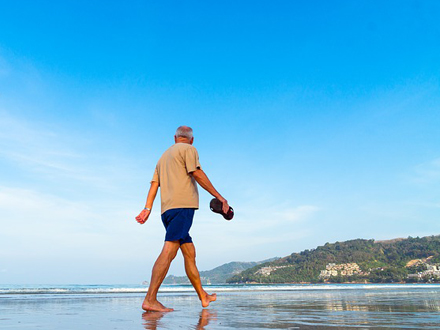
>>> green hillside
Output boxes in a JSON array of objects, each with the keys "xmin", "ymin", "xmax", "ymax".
[
  {"xmin": 227, "ymin": 235, "xmax": 440, "ymax": 284},
  {"xmin": 164, "ymin": 258, "xmax": 278, "ymax": 284}
]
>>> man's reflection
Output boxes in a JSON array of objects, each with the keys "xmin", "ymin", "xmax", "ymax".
[
  {"xmin": 142, "ymin": 309, "xmax": 217, "ymax": 330},
  {"xmin": 142, "ymin": 311, "xmax": 165, "ymax": 330},
  {"xmin": 196, "ymin": 309, "xmax": 217, "ymax": 329}
]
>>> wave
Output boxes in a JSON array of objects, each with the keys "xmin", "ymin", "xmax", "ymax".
[{"xmin": 1, "ymin": 283, "xmax": 440, "ymax": 295}]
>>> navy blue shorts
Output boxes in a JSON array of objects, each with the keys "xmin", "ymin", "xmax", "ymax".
[{"xmin": 161, "ymin": 208, "xmax": 195, "ymax": 245}]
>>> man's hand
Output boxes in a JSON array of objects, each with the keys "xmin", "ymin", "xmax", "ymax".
[
  {"xmin": 218, "ymin": 197, "xmax": 230, "ymax": 214},
  {"xmin": 135, "ymin": 209, "xmax": 151, "ymax": 224}
]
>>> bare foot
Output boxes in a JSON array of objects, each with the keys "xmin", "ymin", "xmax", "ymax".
[
  {"xmin": 200, "ymin": 292, "xmax": 217, "ymax": 308},
  {"xmin": 142, "ymin": 299, "xmax": 174, "ymax": 312}
]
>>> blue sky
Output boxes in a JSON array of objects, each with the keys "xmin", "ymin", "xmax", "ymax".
[{"xmin": 0, "ymin": 0, "xmax": 439, "ymax": 284}]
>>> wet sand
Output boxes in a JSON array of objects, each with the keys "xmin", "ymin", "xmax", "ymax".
[{"xmin": 1, "ymin": 285, "xmax": 440, "ymax": 329}]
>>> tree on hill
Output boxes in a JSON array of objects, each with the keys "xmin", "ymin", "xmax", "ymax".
[{"xmin": 227, "ymin": 235, "xmax": 440, "ymax": 284}]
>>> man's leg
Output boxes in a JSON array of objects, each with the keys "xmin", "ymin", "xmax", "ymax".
[
  {"xmin": 142, "ymin": 241, "xmax": 180, "ymax": 312},
  {"xmin": 180, "ymin": 242, "xmax": 217, "ymax": 308}
]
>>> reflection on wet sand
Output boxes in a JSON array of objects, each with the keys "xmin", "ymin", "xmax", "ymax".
[
  {"xmin": 142, "ymin": 309, "xmax": 217, "ymax": 330},
  {"xmin": 142, "ymin": 311, "xmax": 166, "ymax": 330},
  {"xmin": 195, "ymin": 309, "xmax": 218, "ymax": 329},
  {"xmin": 213, "ymin": 289, "xmax": 440, "ymax": 329}
]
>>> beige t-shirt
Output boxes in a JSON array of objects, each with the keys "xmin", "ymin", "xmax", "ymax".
[{"xmin": 151, "ymin": 143, "xmax": 201, "ymax": 214}]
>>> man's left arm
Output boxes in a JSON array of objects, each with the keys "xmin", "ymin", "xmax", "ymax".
[{"xmin": 191, "ymin": 169, "xmax": 230, "ymax": 214}]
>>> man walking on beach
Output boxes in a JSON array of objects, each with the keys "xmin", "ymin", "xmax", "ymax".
[{"xmin": 135, "ymin": 126, "xmax": 230, "ymax": 312}]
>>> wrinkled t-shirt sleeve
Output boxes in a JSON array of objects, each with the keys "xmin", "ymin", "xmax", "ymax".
[
  {"xmin": 185, "ymin": 147, "xmax": 202, "ymax": 173},
  {"xmin": 151, "ymin": 167, "xmax": 159, "ymax": 183}
]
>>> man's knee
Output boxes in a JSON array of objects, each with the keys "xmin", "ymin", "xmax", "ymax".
[
  {"xmin": 162, "ymin": 241, "xmax": 180, "ymax": 261},
  {"xmin": 169, "ymin": 250, "xmax": 178, "ymax": 261}
]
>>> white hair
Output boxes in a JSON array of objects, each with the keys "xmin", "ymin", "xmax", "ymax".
[{"xmin": 175, "ymin": 126, "xmax": 193, "ymax": 140}]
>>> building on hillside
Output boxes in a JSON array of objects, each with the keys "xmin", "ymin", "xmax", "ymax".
[
  {"xmin": 320, "ymin": 263, "xmax": 368, "ymax": 278},
  {"xmin": 255, "ymin": 266, "xmax": 288, "ymax": 276}
]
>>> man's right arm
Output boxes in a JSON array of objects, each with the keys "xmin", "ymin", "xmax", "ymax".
[
  {"xmin": 191, "ymin": 169, "xmax": 229, "ymax": 214},
  {"xmin": 135, "ymin": 181, "xmax": 159, "ymax": 224}
]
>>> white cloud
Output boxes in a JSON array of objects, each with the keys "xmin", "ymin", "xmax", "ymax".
[
  {"xmin": 411, "ymin": 158, "xmax": 440, "ymax": 184},
  {"xmin": 224, "ymin": 201, "xmax": 320, "ymax": 229},
  {"xmin": 407, "ymin": 201, "xmax": 440, "ymax": 209},
  {"xmin": 0, "ymin": 111, "xmax": 145, "ymax": 195},
  {"xmin": 0, "ymin": 111, "xmax": 85, "ymax": 177},
  {"xmin": 275, "ymin": 205, "xmax": 320, "ymax": 222},
  {"xmin": 0, "ymin": 185, "xmax": 146, "ymax": 261}
]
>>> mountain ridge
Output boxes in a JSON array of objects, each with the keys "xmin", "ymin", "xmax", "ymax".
[{"xmin": 163, "ymin": 257, "xmax": 279, "ymax": 284}]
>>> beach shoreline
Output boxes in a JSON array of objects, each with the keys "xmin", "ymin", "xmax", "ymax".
[{"xmin": 1, "ymin": 284, "xmax": 440, "ymax": 329}]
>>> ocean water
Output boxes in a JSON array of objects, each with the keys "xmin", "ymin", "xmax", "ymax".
[{"xmin": 1, "ymin": 284, "xmax": 440, "ymax": 329}]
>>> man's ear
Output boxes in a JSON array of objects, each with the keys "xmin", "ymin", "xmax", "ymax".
[
  {"xmin": 190, "ymin": 137, "xmax": 194, "ymax": 145},
  {"xmin": 174, "ymin": 135, "xmax": 177, "ymax": 143}
]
